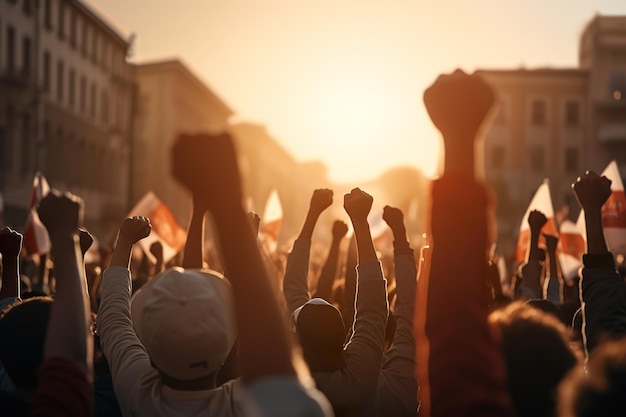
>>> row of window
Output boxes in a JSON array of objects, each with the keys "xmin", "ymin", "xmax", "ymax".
[
  {"xmin": 2, "ymin": 108, "xmax": 118, "ymax": 193},
  {"xmin": 490, "ymin": 145, "xmax": 580, "ymax": 173},
  {"xmin": 5, "ymin": 0, "xmax": 127, "ymax": 75},
  {"xmin": 494, "ymin": 98, "xmax": 582, "ymax": 127}
]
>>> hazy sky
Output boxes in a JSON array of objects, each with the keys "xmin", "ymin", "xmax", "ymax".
[{"xmin": 89, "ymin": 0, "xmax": 626, "ymax": 183}]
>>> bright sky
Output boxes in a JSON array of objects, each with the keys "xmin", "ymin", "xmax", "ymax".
[{"xmin": 90, "ymin": 0, "xmax": 626, "ymax": 183}]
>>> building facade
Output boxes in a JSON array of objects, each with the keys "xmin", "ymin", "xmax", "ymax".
[
  {"xmin": 478, "ymin": 14, "xmax": 626, "ymax": 259},
  {"xmin": 0, "ymin": 0, "xmax": 135, "ymax": 236},
  {"xmin": 132, "ymin": 59, "xmax": 233, "ymax": 226}
]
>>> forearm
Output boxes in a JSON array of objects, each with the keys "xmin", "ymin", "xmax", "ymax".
[
  {"xmin": 298, "ymin": 210, "xmax": 321, "ymax": 240},
  {"xmin": 211, "ymin": 204, "xmax": 295, "ymax": 381},
  {"xmin": 44, "ymin": 235, "xmax": 92, "ymax": 376},
  {"xmin": 109, "ymin": 240, "xmax": 133, "ymax": 269},
  {"xmin": 393, "ymin": 248, "xmax": 417, "ymax": 323},
  {"xmin": 352, "ymin": 219, "xmax": 377, "ymax": 265},
  {"xmin": 183, "ymin": 206, "xmax": 206, "ymax": 269},
  {"xmin": 0, "ymin": 257, "xmax": 20, "ymax": 299},
  {"xmin": 283, "ymin": 238, "xmax": 313, "ymax": 313},
  {"xmin": 313, "ymin": 239, "xmax": 341, "ymax": 300},
  {"xmin": 585, "ymin": 211, "xmax": 608, "ymax": 254}
]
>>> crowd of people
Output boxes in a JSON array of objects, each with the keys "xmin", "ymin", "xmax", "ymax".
[{"xmin": 0, "ymin": 70, "xmax": 625, "ymax": 416}]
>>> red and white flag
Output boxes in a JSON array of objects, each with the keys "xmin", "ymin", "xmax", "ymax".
[
  {"xmin": 558, "ymin": 220, "xmax": 585, "ymax": 280},
  {"xmin": 23, "ymin": 172, "xmax": 51, "ymax": 256},
  {"xmin": 577, "ymin": 160, "xmax": 626, "ymax": 256},
  {"xmin": 515, "ymin": 180, "xmax": 559, "ymax": 263},
  {"xmin": 260, "ymin": 189, "xmax": 283, "ymax": 252},
  {"xmin": 128, "ymin": 192, "xmax": 187, "ymax": 263}
]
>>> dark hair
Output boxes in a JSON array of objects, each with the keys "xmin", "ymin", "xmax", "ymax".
[
  {"xmin": 0, "ymin": 297, "xmax": 53, "ymax": 391},
  {"xmin": 490, "ymin": 302, "xmax": 579, "ymax": 417},
  {"xmin": 559, "ymin": 338, "xmax": 626, "ymax": 417}
]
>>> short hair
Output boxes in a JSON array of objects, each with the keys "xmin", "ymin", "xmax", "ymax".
[
  {"xmin": 559, "ymin": 338, "xmax": 626, "ymax": 417},
  {"xmin": 490, "ymin": 302, "xmax": 579, "ymax": 417},
  {"xmin": 0, "ymin": 297, "xmax": 53, "ymax": 391}
]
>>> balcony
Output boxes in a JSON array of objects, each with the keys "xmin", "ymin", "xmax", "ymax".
[{"xmin": 599, "ymin": 123, "xmax": 626, "ymax": 143}]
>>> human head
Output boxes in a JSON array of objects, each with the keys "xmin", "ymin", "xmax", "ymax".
[
  {"xmin": 131, "ymin": 267, "xmax": 236, "ymax": 383},
  {"xmin": 558, "ymin": 338, "xmax": 626, "ymax": 417},
  {"xmin": 490, "ymin": 302, "xmax": 579, "ymax": 417},
  {"xmin": 0, "ymin": 297, "xmax": 53, "ymax": 393},
  {"xmin": 293, "ymin": 298, "xmax": 347, "ymax": 371}
]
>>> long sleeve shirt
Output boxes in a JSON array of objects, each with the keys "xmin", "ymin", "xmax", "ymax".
[
  {"xmin": 283, "ymin": 238, "xmax": 388, "ymax": 417},
  {"xmin": 378, "ymin": 243, "xmax": 419, "ymax": 417},
  {"xmin": 425, "ymin": 176, "xmax": 514, "ymax": 417}
]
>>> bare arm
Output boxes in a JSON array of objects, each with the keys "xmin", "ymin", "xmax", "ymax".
[{"xmin": 183, "ymin": 197, "xmax": 208, "ymax": 269}]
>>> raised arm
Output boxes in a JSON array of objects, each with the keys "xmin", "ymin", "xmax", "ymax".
[
  {"xmin": 171, "ymin": 133, "xmax": 296, "ymax": 382},
  {"xmin": 150, "ymin": 241, "xmax": 165, "ymax": 274},
  {"xmin": 422, "ymin": 70, "xmax": 513, "ymax": 416},
  {"xmin": 573, "ymin": 171, "xmax": 626, "ymax": 356},
  {"xmin": 0, "ymin": 227, "xmax": 23, "ymax": 301},
  {"xmin": 379, "ymin": 205, "xmax": 419, "ymax": 417},
  {"xmin": 314, "ymin": 220, "xmax": 348, "ymax": 301},
  {"xmin": 543, "ymin": 234, "xmax": 562, "ymax": 303},
  {"xmin": 183, "ymin": 194, "xmax": 208, "ymax": 269},
  {"xmin": 517, "ymin": 210, "xmax": 547, "ymax": 300},
  {"xmin": 31, "ymin": 191, "xmax": 93, "ymax": 417},
  {"xmin": 283, "ymin": 188, "xmax": 333, "ymax": 314}
]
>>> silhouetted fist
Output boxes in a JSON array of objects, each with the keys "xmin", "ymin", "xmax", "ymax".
[
  {"xmin": 344, "ymin": 188, "xmax": 373, "ymax": 221},
  {"xmin": 382, "ymin": 206, "xmax": 405, "ymax": 231},
  {"xmin": 424, "ymin": 69, "xmax": 495, "ymax": 143},
  {"xmin": 572, "ymin": 171, "xmax": 612, "ymax": 212},
  {"xmin": 0, "ymin": 227, "xmax": 23, "ymax": 258},
  {"xmin": 527, "ymin": 210, "xmax": 547, "ymax": 233},
  {"xmin": 332, "ymin": 220, "xmax": 349, "ymax": 240},
  {"xmin": 171, "ymin": 132, "xmax": 243, "ymax": 210},
  {"xmin": 150, "ymin": 241, "xmax": 163, "ymax": 260},
  {"xmin": 118, "ymin": 217, "xmax": 151, "ymax": 246},
  {"xmin": 310, "ymin": 189, "xmax": 333, "ymax": 215},
  {"xmin": 38, "ymin": 190, "xmax": 83, "ymax": 238},
  {"xmin": 78, "ymin": 228, "xmax": 94, "ymax": 256}
]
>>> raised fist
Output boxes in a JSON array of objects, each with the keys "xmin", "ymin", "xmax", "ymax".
[
  {"xmin": 171, "ymin": 132, "xmax": 243, "ymax": 211},
  {"xmin": 332, "ymin": 220, "xmax": 349, "ymax": 240},
  {"xmin": 344, "ymin": 188, "xmax": 373, "ymax": 221},
  {"xmin": 424, "ymin": 69, "xmax": 495, "ymax": 142},
  {"xmin": 310, "ymin": 189, "xmax": 333, "ymax": 215},
  {"xmin": 118, "ymin": 217, "xmax": 151, "ymax": 246},
  {"xmin": 527, "ymin": 210, "xmax": 547, "ymax": 233},
  {"xmin": 382, "ymin": 205, "xmax": 405, "ymax": 231},
  {"xmin": 0, "ymin": 227, "xmax": 23, "ymax": 259},
  {"xmin": 38, "ymin": 190, "xmax": 83, "ymax": 238},
  {"xmin": 572, "ymin": 170, "xmax": 612, "ymax": 213},
  {"xmin": 78, "ymin": 228, "xmax": 94, "ymax": 256}
]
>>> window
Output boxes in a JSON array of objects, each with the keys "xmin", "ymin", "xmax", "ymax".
[
  {"xmin": 53, "ymin": 127, "xmax": 63, "ymax": 181},
  {"xmin": 81, "ymin": 21, "xmax": 88, "ymax": 57},
  {"xmin": 90, "ymin": 83, "xmax": 97, "ymax": 118},
  {"xmin": 490, "ymin": 145, "xmax": 506, "ymax": 170},
  {"xmin": 43, "ymin": 51, "xmax": 51, "ymax": 92},
  {"xmin": 44, "ymin": 0, "xmax": 53, "ymax": 30},
  {"xmin": 68, "ymin": 68, "xmax": 75, "ymax": 108},
  {"xmin": 79, "ymin": 75, "xmax": 86, "ymax": 112},
  {"xmin": 22, "ymin": 0, "xmax": 32, "ymax": 16},
  {"xmin": 57, "ymin": 2, "xmax": 65, "ymax": 39},
  {"xmin": 609, "ymin": 72, "xmax": 626, "ymax": 101},
  {"xmin": 56, "ymin": 59, "xmax": 64, "ymax": 102},
  {"xmin": 528, "ymin": 146, "xmax": 545, "ymax": 171},
  {"xmin": 20, "ymin": 113, "xmax": 31, "ymax": 175},
  {"xmin": 531, "ymin": 99, "xmax": 547, "ymax": 125},
  {"xmin": 7, "ymin": 26, "xmax": 16, "ymax": 74},
  {"xmin": 22, "ymin": 36, "xmax": 31, "ymax": 79},
  {"xmin": 70, "ymin": 12, "xmax": 76, "ymax": 48},
  {"xmin": 101, "ymin": 41, "xmax": 108, "ymax": 70},
  {"xmin": 565, "ymin": 148, "xmax": 579, "ymax": 173},
  {"xmin": 565, "ymin": 100, "xmax": 580, "ymax": 126},
  {"xmin": 91, "ymin": 32, "xmax": 98, "ymax": 64}
]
